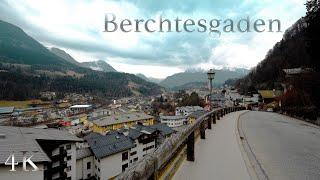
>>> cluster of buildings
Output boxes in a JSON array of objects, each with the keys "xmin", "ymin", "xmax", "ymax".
[
  {"xmin": 77, "ymin": 123, "xmax": 173, "ymax": 180},
  {"xmin": 0, "ymin": 94, "xmax": 178, "ymax": 180},
  {"xmin": 0, "ymin": 116, "xmax": 174, "ymax": 180},
  {"xmin": 1, "ymin": 87, "xmax": 284, "ymax": 180},
  {"xmin": 224, "ymin": 88, "xmax": 283, "ymax": 110},
  {"xmin": 160, "ymin": 106, "xmax": 205, "ymax": 129}
]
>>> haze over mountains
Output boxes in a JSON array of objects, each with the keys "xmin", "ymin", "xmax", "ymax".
[
  {"xmin": 50, "ymin": 47, "xmax": 117, "ymax": 72},
  {"xmin": 50, "ymin": 47, "xmax": 81, "ymax": 66},
  {"xmin": 0, "ymin": 18, "xmax": 251, "ymax": 101},
  {"xmin": 160, "ymin": 68, "xmax": 249, "ymax": 89},
  {"xmin": 0, "ymin": 20, "xmax": 162, "ymax": 100},
  {"xmin": 81, "ymin": 60, "xmax": 117, "ymax": 72},
  {"xmin": 136, "ymin": 73, "xmax": 163, "ymax": 84}
]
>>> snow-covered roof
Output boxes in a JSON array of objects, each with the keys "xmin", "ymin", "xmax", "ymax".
[{"xmin": 70, "ymin": 105, "xmax": 92, "ymax": 108}]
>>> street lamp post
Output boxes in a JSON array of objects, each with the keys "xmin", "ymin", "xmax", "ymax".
[{"xmin": 207, "ymin": 69, "xmax": 215, "ymax": 110}]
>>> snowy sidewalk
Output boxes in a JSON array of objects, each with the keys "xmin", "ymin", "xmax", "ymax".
[{"xmin": 173, "ymin": 110, "xmax": 250, "ymax": 180}]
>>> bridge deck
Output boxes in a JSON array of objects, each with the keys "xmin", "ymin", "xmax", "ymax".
[{"xmin": 173, "ymin": 110, "xmax": 250, "ymax": 180}]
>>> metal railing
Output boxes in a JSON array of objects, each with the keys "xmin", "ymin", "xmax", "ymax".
[{"xmin": 117, "ymin": 106, "xmax": 245, "ymax": 180}]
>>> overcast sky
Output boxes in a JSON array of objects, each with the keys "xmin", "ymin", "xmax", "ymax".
[{"xmin": 0, "ymin": 0, "xmax": 306, "ymax": 78}]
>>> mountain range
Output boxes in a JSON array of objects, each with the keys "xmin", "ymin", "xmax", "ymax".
[
  {"xmin": 50, "ymin": 47, "xmax": 117, "ymax": 72},
  {"xmin": 50, "ymin": 47, "xmax": 81, "ymax": 66},
  {"xmin": 0, "ymin": 20, "xmax": 162, "ymax": 100},
  {"xmin": 136, "ymin": 73, "xmax": 163, "ymax": 84},
  {"xmin": 81, "ymin": 60, "xmax": 117, "ymax": 72},
  {"xmin": 159, "ymin": 68, "xmax": 249, "ymax": 89}
]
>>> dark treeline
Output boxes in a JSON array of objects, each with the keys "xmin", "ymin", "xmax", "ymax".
[
  {"xmin": 0, "ymin": 66, "xmax": 161, "ymax": 100},
  {"xmin": 175, "ymin": 90, "xmax": 205, "ymax": 107},
  {"xmin": 236, "ymin": 18, "xmax": 313, "ymax": 94}
]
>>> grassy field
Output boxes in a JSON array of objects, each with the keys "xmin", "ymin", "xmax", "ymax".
[{"xmin": 0, "ymin": 100, "xmax": 43, "ymax": 108}]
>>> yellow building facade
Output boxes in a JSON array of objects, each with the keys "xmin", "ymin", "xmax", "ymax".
[{"xmin": 92, "ymin": 113, "xmax": 154, "ymax": 133}]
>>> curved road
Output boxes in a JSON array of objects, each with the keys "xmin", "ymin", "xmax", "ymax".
[{"xmin": 239, "ymin": 111, "xmax": 320, "ymax": 180}]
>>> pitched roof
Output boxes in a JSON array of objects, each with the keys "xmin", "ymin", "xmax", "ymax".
[
  {"xmin": 176, "ymin": 106, "xmax": 203, "ymax": 111},
  {"xmin": 84, "ymin": 132, "xmax": 134, "ymax": 159},
  {"xmin": 0, "ymin": 106, "xmax": 14, "ymax": 114},
  {"xmin": 160, "ymin": 115, "xmax": 186, "ymax": 120},
  {"xmin": 127, "ymin": 128, "xmax": 144, "ymax": 140},
  {"xmin": 283, "ymin": 68, "xmax": 313, "ymax": 75},
  {"xmin": 0, "ymin": 126, "xmax": 82, "ymax": 164},
  {"xmin": 150, "ymin": 123, "xmax": 174, "ymax": 136},
  {"xmin": 118, "ymin": 124, "xmax": 159, "ymax": 140},
  {"xmin": 76, "ymin": 148, "xmax": 93, "ymax": 160},
  {"xmin": 70, "ymin": 105, "xmax": 92, "ymax": 108},
  {"xmin": 258, "ymin": 90, "xmax": 283, "ymax": 99},
  {"xmin": 132, "ymin": 124, "xmax": 157, "ymax": 134},
  {"xmin": 92, "ymin": 112, "xmax": 153, "ymax": 127}
]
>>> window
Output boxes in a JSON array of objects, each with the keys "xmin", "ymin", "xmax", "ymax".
[
  {"xmin": 87, "ymin": 162, "xmax": 91, "ymax": 170},
  {"xmin": 134, "ymin": 157, "xmax": 138, "ymax": 162},
  {"xmin": 67, "ymin": 155, "xmax": 71, "ymax": 161},
  {"xmin": 122, "ymin": 163, "xmax": 128, "ymax": 172},
  {"xmin": 66, "ymin": 144, "xmax": 71, "ymax": 150},
  {"xmin": 122, "ymin": 152, "xmax": 128, "ymax": 161},
  {"xmin": 98, "ymin": 168, "xmax": 100, "ymax": 172},
  {"xmin": 87, "ymin": 174, "xmax": 91, "ymax": 178},
  {"xmin": 66, "ymin": 166, "xmax": 71, "ymax": 172},
  {"xmin": 143, "ymin": 145, "xmax": 155, "ymax": 151},
  {"xmin": 130, "ymin": 151, "xmax": 137, "ymax": 156}
]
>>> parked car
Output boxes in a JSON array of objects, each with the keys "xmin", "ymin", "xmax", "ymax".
[{"xmin": 266, "ymin": 108, "xmax": 273, "ymax": 112}]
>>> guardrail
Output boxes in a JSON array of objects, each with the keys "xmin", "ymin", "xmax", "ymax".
[{"xmin": 117, "ymin": 106, "xmax": 246, "ymax": 180}]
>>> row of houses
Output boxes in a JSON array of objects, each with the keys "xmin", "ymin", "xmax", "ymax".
[
  {"xmin": 0, "ymin": 122, "xmax": 174, "ymax": 180},
  {"xmin": 175, "ymin": 106, "xmax": 203, "ymax": 116},
  {"xmin": 90, "ymin": 112, "xmax": 155, "ymax": 133},
  {"xmin": 161, "ymin": 106, "xmax": 205, "ymax": 128}
]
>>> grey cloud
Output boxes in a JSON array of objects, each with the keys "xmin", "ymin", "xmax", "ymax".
[
  {"xmin": 0, "ymin": 0, "xmax": 219, "ymax": 67},
  {"xmin": 0, "ymin": 0, "xmax": 295, "ymax": 69}
]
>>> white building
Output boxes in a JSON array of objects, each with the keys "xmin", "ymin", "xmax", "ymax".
[
  {"xmin": 76, "ymin": 148, "xmax": 94, "ymax": 180},
  {"xmin": 0, "ymin": 126, "xmax": 82, "ymax": 180},
  {"xmin": 175, "ymin": 106, "xmax": 204, "ymax": 116},
  {"xmin": 160, "ymin": 116, "xmax": 187, "ymax": 128},
  {"xmin": 124, "ymin": 124, "xmax": 157, "ymax": 164},
  {"xmin": 225, "ymin": 90, "xmax": 243, "ymax": 101},
  {"xmin": 80, "ymin": 123, "xmax": 168, "ymax": 179},
  {"xmin": 83, "ymin": 132, "xmax": 134, "ymax": 180},
  {"xmin": 70, "ymin": 105, "xmax": 93, "ymax": 114}
]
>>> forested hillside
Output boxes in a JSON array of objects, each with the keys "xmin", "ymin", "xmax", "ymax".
[
  {"xmin": 236, "ymin": 1, "xmax": 320, "ymax": 119},
  {"xmin": 0, "ymin": 20, "xmax": 162, "ymax": 100}
]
